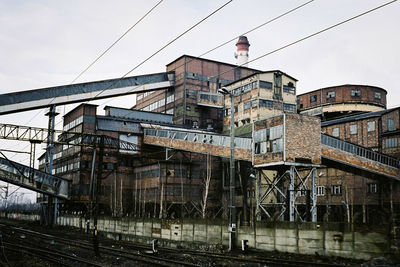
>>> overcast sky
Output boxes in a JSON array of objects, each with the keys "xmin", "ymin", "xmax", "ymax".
[{"xmin": 0, "ymin": 0, "xmax": 399, "ymax": 200}]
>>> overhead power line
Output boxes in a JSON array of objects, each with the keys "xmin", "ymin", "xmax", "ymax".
[
  {"xmin": 88, "ymin": 0, "xmax": 233, "ymax": 104},
  {"xmin": 98, "ymin": 0, "xmax": 313, "ymax": 107},
  {"xmin": 197, "ymin": 0, "xmax": 315, "ymax": 62},
  {"xmin": 70, "ymin": 0, "xmax": 164, "ymax": 84},
  {"xmin": 52, "ymin": 0, "xmax": 233, "ymax": 127},
  {"xmin": 21, "ymin": 0, "xmax": 164, "ymax": 128},
  {"xmin": 212, "ymin": 0, "xmax": 398, "ymax": 79}
]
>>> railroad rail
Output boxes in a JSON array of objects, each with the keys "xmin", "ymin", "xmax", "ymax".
[{"xmin": 0, "ymin": 220, "xmax": 360, "ymax": 266}]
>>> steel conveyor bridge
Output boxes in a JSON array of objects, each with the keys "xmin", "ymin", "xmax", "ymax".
[
  {"xmin": 0, "ymin": 157, "xmax": 69, "ymax": 199},
  {"xmin": 143, "ymin": 126, "xmax": 400, "ymax": 180},
  {"xmin": 0, "ymin": 72, "xmax": 174, "ymax": 115}
]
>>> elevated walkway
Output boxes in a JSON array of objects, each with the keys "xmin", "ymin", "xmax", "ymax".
[
  {"xmin": 321, "ymin": 134, "xmax": 400, "ymax": 180},
  {"xmin": 142, "ymin": 125, "xmax": 399, "ymax": 180},
  {"xmin": 0, "ymin": 157, "xmax": 70, "ymax": 199},
  {"xmin": 143, "ymin": 127, "xmax": 252, "ymax": 161}
]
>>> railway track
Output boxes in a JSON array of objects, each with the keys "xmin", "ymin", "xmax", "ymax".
[
  {"xmin": 0, "ymin": 223, "xmax": 198, "ymax": 266},
  {"xmin": 0, "ymin": 221, "xmax": 360, "ymax": 266}
]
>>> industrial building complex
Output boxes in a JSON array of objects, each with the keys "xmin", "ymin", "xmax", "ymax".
[
  {"xmin": 0, "ymin": 36, "xmax": 398, "ymax": 231},
  {"xmin": 21, "ymin": 38, "xmax": 397, "ymax": 228}
]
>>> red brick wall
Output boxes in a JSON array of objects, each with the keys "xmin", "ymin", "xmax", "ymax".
[{"xmin": 298, "ymin": 85, "xmax": 386, "ymax": 112}]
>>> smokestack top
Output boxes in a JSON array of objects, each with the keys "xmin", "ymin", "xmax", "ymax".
[{"xmin": 236, "ymin": 36, "xmax": 250, "ymax": 51}]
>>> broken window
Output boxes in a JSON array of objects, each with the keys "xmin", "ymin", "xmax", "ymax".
[
  {"xmin": 310, "ymin": 95, "xmax": 317, "ymax": 103},
  {"xmin": 273, "ymin": 73, "xmax": 282, "ymax": 99},
  {"xmin": 351, "ymin": 89, "xmax": 361, "ymax": 97},
  {"xmin": 326, "ymin": 91, "xmax": 335, "ymax": 99},
  {"xmin": 374, "ymin": 91, "xmax": 381, "ymax": 99}
]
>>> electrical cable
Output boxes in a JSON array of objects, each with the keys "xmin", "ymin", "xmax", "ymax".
[
  {"xmin": 32, "ymin": 0, "xmax": 233, "ymax": 129},
  {"xmin": 211, "ymin": 0, "xmax": 398, "ymax": 79},
  {"xmin": 98, "ymin": 0, "xmax": 313, "ymax": 108},
  {"xmin": 85, "ymin": 0, "xmax": 233, "ymax": 104},
  {"xmin": 101, "ymin": 0, "xmax": 394, "ymax": 116},
  {"xmin": 70, "ymin": 0, "xmax": 164, "ymax": 85},
  {"xmin": 19, "ymin": 0, "xmax": 164, "ymax": 129}
]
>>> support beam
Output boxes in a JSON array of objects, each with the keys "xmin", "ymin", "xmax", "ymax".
[{"xmin": 0, "ymin": 72, "xmax": 174, "ymax": 115}]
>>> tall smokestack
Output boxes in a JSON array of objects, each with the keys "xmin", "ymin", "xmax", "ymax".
[{"xmin": 235, "ymin": 36, "xmax": 250, "ymax": 67}]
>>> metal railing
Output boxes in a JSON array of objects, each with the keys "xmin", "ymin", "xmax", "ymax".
[
  {"xmin": 321, "ymin": 134, "xmax": 400, "ymax": 169},
  {"xmin": 144, "ymin": 128, "xmax": 252, "ymax": 149}
]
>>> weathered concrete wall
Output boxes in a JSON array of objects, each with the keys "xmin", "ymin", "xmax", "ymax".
[{"xmin": 0, "ymin": 212, "xmax": 391, "ymax": 260}]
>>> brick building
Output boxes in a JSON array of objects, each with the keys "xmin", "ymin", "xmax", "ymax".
[
  {"xmin": 297, "ymin": 85, "xmax": 387, "ymax": 120},
  {"xmin": 295, "ymin": 86, "xmax": 400, "ymax": 224},
  {"xmin": 37, "ymin": 52, "xmax": 399, "ymax": 224},
  {"xmin": 134, "ymin": 55, "xmax": 260, "ymax": 131},
  {"xmin": 221, "ymin": 71, "xmax": 297, "ymax": 136}
]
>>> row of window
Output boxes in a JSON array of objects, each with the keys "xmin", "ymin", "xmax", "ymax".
[
  {"xmin": 135, "ymin": 168, "xmax": 188, "ymax": 178},
  {"xmin": 141, "ymin": 94, "xmax": 174, "ymax": 112},
  {"xmin": 331, "ymin": 121, "xmax": 376, "ymax": 137},
  {"xmin": 63, "ymin": 116, "xmax": 83, "ymax": 132},
  {"xmin": 331, "ymin": 117, "xmax": 396, "ymax": 138},
  {"xmin": 310, "ymin": 90, "xmax": 382, "ymax": 103},
  {"xmin": 254, "ymin": 125, "xmax": 283, "ymax": 154},
  {"xmin": 232, "ymin": 81, "xmax": 259, "ymax": 96},
  {"xmin": 137, "ymin": 90, "xmax": 155, "ymax": 101},
  {"xmin": 53, "ymin": 162, "xmax": 80, "ymax": 174},
  {"xmin": 224, "ymin": 100, "xmax": 296, "ymax": 116},
  {"xmin": 230, "ymin": 80, "xmax": 295, "ymax": 97},
  {"xmin": 300, "ymin": 183, "xmax": 378, "ymax": 196}
]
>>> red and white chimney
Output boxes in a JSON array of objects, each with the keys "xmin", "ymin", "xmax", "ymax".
[{"xmin": 235, "ymin": 36, "xmax": 250, "ymax": 67}]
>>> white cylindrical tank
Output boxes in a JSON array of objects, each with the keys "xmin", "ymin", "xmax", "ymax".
[{"xmin": 235, "ymin": 36, "xmax": 250, "ymax": 67}]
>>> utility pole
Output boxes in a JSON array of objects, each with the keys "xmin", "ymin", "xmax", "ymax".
[
  {"xmin": 218, "ymin": 87, "xmax": 236, "ymax": 251},
  {"xmin": 43, "ymin": 105, "xmax": 58, "ymax": 226}
]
